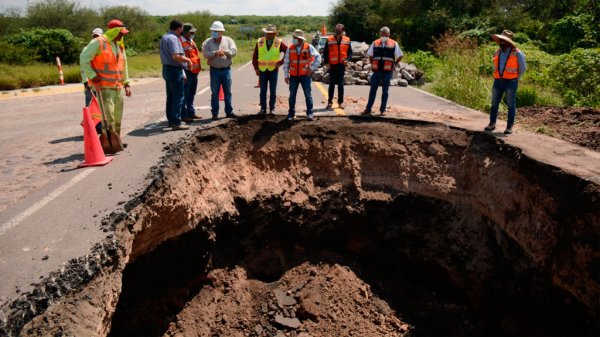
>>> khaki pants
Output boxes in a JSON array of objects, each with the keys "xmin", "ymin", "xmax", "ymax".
[{"xmin": 94, "ymin": 87, "xmax": 124, "ymax": 135}]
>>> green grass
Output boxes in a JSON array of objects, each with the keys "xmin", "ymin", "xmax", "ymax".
[{"xmin": 0, "ymin": 39, "xmax": 256, "ymax": 90}]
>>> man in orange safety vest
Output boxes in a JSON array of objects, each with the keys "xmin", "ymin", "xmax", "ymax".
[
  {"xmin": 180, "ymin": 23, "xmax": 203, "ymax": 123},
  {"xmin": 484, "ymin": 30, "xmax": 527, "ymax": 135},
  {"xmin": 323, "ymin": 23, "xmax": 352, "ymax": 109}
]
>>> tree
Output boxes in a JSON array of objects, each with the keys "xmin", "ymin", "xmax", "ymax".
[{"xmin": 26, "ymin": 0, "xmax": 97, "ymax": 36}]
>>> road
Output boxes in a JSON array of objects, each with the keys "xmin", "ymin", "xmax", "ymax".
[{"xmin": 1, "ymin": 61, "xmax": 599, "ymax": 306}]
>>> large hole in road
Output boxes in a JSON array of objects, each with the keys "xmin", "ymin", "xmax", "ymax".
[{"xmin": 102, "ymin": 118, "xmax": 599, "ymax": 336}]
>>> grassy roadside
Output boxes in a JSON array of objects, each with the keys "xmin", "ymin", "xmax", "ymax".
[{"xmin": 0, "ymin": 39, "xmax": 256, "ymax": 91}]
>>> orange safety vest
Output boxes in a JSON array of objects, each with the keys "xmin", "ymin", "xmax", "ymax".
[
  {"xmin": 493, "ymin": 48, "xmax": 520, "ymax": 80},
  {"xmin": 88, "ymin": 35, "xmax": 124, "ymax": 88},
  {"xmin": 180, "ymin": 37, "xmax": 201, "ymax": 73},
  {"xmin": 371, "ymin": 38, "xmax": 397, "ymax": 72},
  {"xmin": 327, "ymin": 35, "xmax": 350, "ymax": 65},
  {"xmin": 289, "ymin": 43, "xmax": 313, "ymax": 77}
]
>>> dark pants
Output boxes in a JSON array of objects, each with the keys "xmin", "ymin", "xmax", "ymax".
[
  {"xmin": 490, "ymin": 78, "xmax": 519, "ymax": 127},
  {"xmin": 328, "ymin": 64, "xmax": 345, "ymax": 104},
  {"xmin": 210, "ymin": 67, "xmax": 233, "ymax": 117},
  {"xmin": 366, "ymin": 71, "xmax": 393, "ymax": 112},
  {"xmin": 183, "ymin": 69, "xmax": 199, "ymax": 119},
  {"xmin": 259, "ymin": 70, "xmax": 278, "ymax": 111},
  {"xmin": 162, "ymin": 65, "xmax": 185, "ymax": 126},
  {"xmin": 288, "ymin": 75, "xmax": 313, "ymax": 117}
]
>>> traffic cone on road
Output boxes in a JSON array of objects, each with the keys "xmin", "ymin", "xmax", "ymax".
[
  {"xmin": 219, "ymin": 85, "xmax": 224, "ymax": 101},
  {"xmin": 78, "ymin": 106, "xmax": 113, "ymax": 168}
]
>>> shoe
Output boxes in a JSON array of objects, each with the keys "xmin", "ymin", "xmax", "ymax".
[
  {"xmin": 504, "ymin": 126, "xmax": 513, "ymax": 134},
  {"xmin": 307, "ymin": 113, "xmax": 314, "ymax": 121},
  {"xmin": 258, "ymin": 109, "xmax": 267, "ymax": 115},
  {"xmin": 122, "ymin": 143, "xmax": 128, "ymax": 148},
  {"xmin": 211, "ymin": 115, "xmax": 219, "ymax": 120},
  {"xmin": 484, "ymin": 123, "xmax": 496, "ymax": 131},
  {"xmin": 286, "ymin": 115, "xmax": 294, "ymax": 121},
  {"xmin": 339, "ymin": 103, "xmax": 345, "ymax": 109},
  {"xmin": 269, "ymin": 109, "xmax": 275, "ymax": 115},
  {"xmin": 226, "ymin": 113, "xmax": 238, "ymax": 118},
  {"xmin": 182, "ymin": 118, "xmax": 194, "ymax": 123},
  {"xmin": 380, "ymin": 111, "xmax": 385, "ymax": 116},
  {"xmin": 191, "ymin": 115, "xmax": 202, "ymax": 120},
  {"xmin": 326, "ymin": 103, "xmax": 333, "ymax": 109},
  {"xmin": 361, "ymin": 109, "xmax": 372, "ymax": 115},
  {"xmin": 172, "ymin": 124, "xmax": 190, "ymax": 131}
]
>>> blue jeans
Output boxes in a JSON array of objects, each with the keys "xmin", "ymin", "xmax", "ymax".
[
  {"xmin": 259, "ymin": 70, "xmax": 278, "ymax": 111},
  {"xmin": 490, "ymin": 78, "xmax": 519, "ymax": 127},
  {"xmin": 328, "ymin": 64, "xmax": 345, "ymax": 104},
  {"xmin": 183, "ymin": 70, "xmax": 199, "ymax": 119},
  {"xmin": 162, "ymin": 65, "xmax": 185, "ymax": 126},
  {"xmin": 288, "ymin": 76, "xmax": 313, "ymax": 117},
  {"xmin": 210, "ymin": 67, "xmax": 233, "ymax": 117},
  {"xmin": 366, "ymin": 71, "xmax": 393, "ymax": 112}
]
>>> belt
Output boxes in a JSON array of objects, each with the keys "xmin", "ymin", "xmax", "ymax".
[
  {"xmin": 210, "ymin": 66, "xmax": 231, "ymax": 70},
  {"xmin": 163, "ymin": 64, "xmax": 183, "ymax": 69}
]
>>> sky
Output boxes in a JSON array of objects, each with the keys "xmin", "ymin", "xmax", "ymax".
[{"xmin": 0, "ymin": 0, "xmax": 333, "ymax": 16}]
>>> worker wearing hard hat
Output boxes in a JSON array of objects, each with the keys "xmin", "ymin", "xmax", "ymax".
[
  {"xmin": 202, "ymin": 21, "xmax": 238, "ymax": 120},
  {"xmin": 80, "ymin": 20, "xmax": 131, "ymax": 144}
]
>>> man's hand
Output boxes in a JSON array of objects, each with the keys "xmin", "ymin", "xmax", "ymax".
[
  {"xmin": 215, "ymin": 50, "xmax": 225, "ymax": 57},
  {"xmin": 91, "ymin": 76, "xmax": 101, "ymax": 83},
  {"xmin": 306, "ymin": 68, "xmax": 314, "ymax": 76},
  {"xmin": 324, "ymin": 64, "xmax": 331, "ymax": 70},
  {"xmin": 343, "ymin": 60, "xmax": 348, "ymax": 66},
  {"xmin": 83, "ymin": 82, "xmax": 91, "ymax": 91},
  {"xmin": 285, "ymin": 77, "xmax": 290, "ymax": 85},
  {"xmin": 124, "ymin": 85, "xmax": 131, "ymax": 97},
  {"xmin": 255, "ymin": 69, "xmax": 260, "ymax": 76}
]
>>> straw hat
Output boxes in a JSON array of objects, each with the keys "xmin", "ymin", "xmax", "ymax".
[
  {"xmin": 492, "ymin": 30, "xmax": 516, "ymax": 47},
  {"xmin": 292, "ymin": 29, "xmax": 305, "ymax": 40},
  {"xmin": 262, "ymin": 24, "xmax": 277, "ymax": 34}
]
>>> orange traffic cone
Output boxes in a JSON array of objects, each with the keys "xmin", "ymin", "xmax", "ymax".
[
  {"xmin": 78, "ymin": 106, "xmax": 113, "ymax": 168},
  {"xmin": 219, "ymin": 85, "xmax": 224, "ymax": 101}
]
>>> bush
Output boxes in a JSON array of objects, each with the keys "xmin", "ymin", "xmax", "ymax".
[
  {"xmin": 516, "ymin": 85, "xmax": 538, "ymax": 107},
  {"xmin": 548, "ymin": 14, "xmax": 598, "ymax": 54},
  {"xmin": 548, "ymin": 48, "xmax": 600, "ymax": 107},
  {"xmin": 405, "ymin": 50, "xmax": 439, "ymax": 82},
  {"xmin": 0, "ymin": 40, "xmax": 38, "ymax": 65},
  {"xmin": 6, "ymin": 28, "xmax": 83, "ymax": 63}
]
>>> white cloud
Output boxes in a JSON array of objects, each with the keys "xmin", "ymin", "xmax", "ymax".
[{"xmin": 0, "ymin": 0, "xmax": 333, "ymax": 16}]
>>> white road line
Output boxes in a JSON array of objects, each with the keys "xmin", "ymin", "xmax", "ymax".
[
  {"xmin": 0, "ymin": 169, "xmax": 95, "ymax": 237},
  {"xmin": 237, "ymin": 61, "xmax": 252, "ymax": 72}
]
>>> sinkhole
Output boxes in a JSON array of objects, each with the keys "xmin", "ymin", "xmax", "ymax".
[{"xmin": 12, "ymin": 117, "xmax": 600, "ymax": 337}]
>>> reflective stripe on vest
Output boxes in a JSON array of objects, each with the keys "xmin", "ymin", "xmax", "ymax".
[
  {"xmin": 180, "ymin": 37, "xmax": 201, "ymax": 73},
  {"xmin": 89, "ymin": 35, "xmax": 124, "ymax": 88},
  {"xmin": 327, "ymin": 35, "xmax": 350, "ymax": 65},
  {"xmin": 372, "ymin": 38, "xmax": 396, "ymax": 72},
  {"xmin": 257, "ymin": 37, "xmax": 282, "ymax": 71},
  {"xmin": 289, "ymin": 43, "xmax": 312, "ymax": 77},
  {"xmin": 493, "ymin": 48, "xmax": 519, "ymax": 79}
]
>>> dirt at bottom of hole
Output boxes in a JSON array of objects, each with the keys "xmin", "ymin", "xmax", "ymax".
[{"xmin": 165, "ymin": 262, "xmax": 411, "ymax": 337}]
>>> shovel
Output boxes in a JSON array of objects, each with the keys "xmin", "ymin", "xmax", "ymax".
[{"xmin": 93, "ymin": 87, "xmax": 123, "ymax": 154}]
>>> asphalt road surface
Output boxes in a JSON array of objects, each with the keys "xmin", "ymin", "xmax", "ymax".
[{"xmin": 1, "ymin": 61, "xmax": 599, "ymax": 307}]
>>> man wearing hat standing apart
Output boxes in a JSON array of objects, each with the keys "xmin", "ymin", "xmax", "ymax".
[
  {"xmin": 202, "ymin": 21, "xmax": 238, "ymax": 119},
  {"xmin": 83, "ymin": 27, "xmax": 103, "ymax": 108},
  {"xmin": 252, "ymin": 24, "xmax": 287, "ymax": 116},
  {"xmin": 180, "ymin": 23, "xmax": 202, "ymax": 123},
  {"xmin": 485, "ymin": 30, "xmax": 527, "ymax": 134},
  {"xmin": 80, "ymin": 20, "xmax": 131, "ymax": 141},
  {"xmin": 160, "ymin": 19, "xmax": 193, "ymax": 131},
  {"xmin": 283, "ymin": 29, "xmax": 321, "ymax": 121},
  {"xmin": 363, "ymin": 26, "xmax": 403, "ymax": 116},
  {"xmin": 323, "ymin": 23, "xmax": 352, "ymax": 109}
]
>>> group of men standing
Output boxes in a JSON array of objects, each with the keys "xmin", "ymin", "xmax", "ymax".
[{"xmin": 80, "ymin": 18, "xmax": 526, "ymax": 145}]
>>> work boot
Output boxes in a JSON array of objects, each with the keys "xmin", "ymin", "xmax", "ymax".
[
  {"xmin": 191, "ymin": 115, "xmax": 202, "ymax": 120},
  {"xmin": 361, "ymin": 109, "xmax": 372, "ymax": 115},
  {"xmin": 326, "ymin": 102, "xmax": 333, "ymax": 109},
  {"xmin": 172, "ymin": 124, "xmax": 190, "ymax": 131},
  {"xmin": 504, "ymin": 125, "xmax": 513, "ymax": 134},
  {"xmin": 307, "ymin": 113, "xmax": 314, "ymax": 121},
  {"xmin": 182, "ymin": 118, "xmax": 194, "ymax": 123},
  {"xmin": 269, "ymin": 109, "xmax": 275, "ymax": 115},
  {"xmin": 258, "ymin": 109, "xmax": 267, "ymax": 116},
  {"xmin": 339, "ymin": 102, "xmax": 345, "ymax": 109},
  {"xmin": 226, "ymin": 113, "xmax": 238, "ymax": 118},
  {"xmin": 484, "ymin": 123, "xmax": 496, "ymax": 131}
]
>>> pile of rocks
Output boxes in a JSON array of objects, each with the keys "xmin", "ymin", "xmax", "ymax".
[{"xmin": 312, "ymin": 42, "xmax": 425, "ymax": 87}]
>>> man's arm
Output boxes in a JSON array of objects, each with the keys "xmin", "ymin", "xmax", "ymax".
[
  {"xmin": 394, "ymin": 43, "xmax": 404, "ymax": 64},
  {"xmin": 252, "ymin": 43, "xmax": 259, "ymax": 74},
  {"xmin": 224, "ymin": 37, "xmax": 238, "ymax": 57},
  {"xmin": 309, "ymin": 44, "xmax": 321, "ymax": 72},
  {"xmin": 322, "ymin": 41, "xmax": 329, "ymax": 66},
  {"xmin": 80, "ymin": 39, "xmax": 100, "ymax": 84},
  {"xmin": 517, "ymin": 51, "xmax": 527, "ymax": 79},
  {"xmin": 283, "ymin": 48, "xmax": 291, "ymax": 83}
]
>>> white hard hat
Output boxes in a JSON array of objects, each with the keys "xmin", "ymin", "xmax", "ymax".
[
  {"xmin": 92, "ymin": 28, "xmax": 103, "ymax": 36},
  {"xmin": 209, "ymin": 21, "xmax": 225, "ymax": 32}
]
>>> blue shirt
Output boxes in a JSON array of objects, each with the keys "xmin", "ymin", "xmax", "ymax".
[
  {"xmin": 498, "ymin": 47, "xmax": 527, "ymax": 78},
  {"xmin": 160, "ymin": 31, "xmax": 184, "ymax": 67}
]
